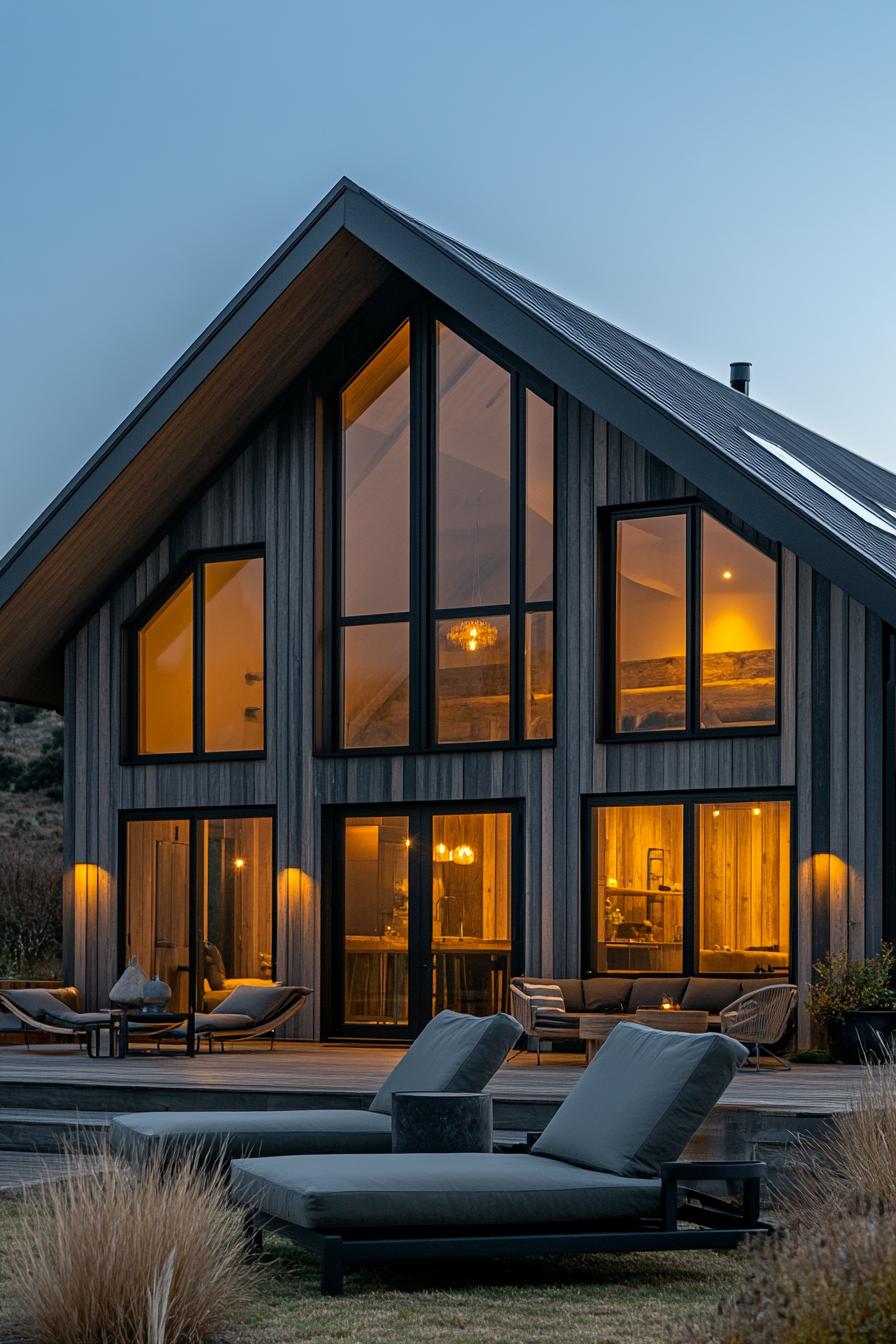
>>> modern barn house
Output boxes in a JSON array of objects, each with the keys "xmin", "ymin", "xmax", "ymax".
[{"xmin": 0, "ymin": 179, "xmax": 893, "ymax": 1046}]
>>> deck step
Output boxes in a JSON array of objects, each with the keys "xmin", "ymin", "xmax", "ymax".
[{"xmin": 0, "ymin": 1108, "xmax": 111, "ymax": 1153}]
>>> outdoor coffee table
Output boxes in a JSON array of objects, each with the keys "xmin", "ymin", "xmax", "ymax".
[
  {"xmin": 578, "ymin": 1015, "xmax": 621, "ymax": 1063},
  {"xmin": 119, "ymin": 1009, "xmax": 196, "ymax": 1058},
  {"xmin": 634, "ymin": 1007, "xmax": 709, "ymax": 1034}
]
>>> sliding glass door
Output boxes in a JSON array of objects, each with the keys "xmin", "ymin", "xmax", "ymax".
[
  {"xmin": 122, "ymin": 810, "xmax": 274, "ymax": 1014},
  {"xmin": 331, "ymin": 804, "xmax": 519, "ymax": 1038}
]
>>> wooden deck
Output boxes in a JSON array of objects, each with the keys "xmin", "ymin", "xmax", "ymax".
[
  {"xmin": 0, "ymin": 1042, "xmax": 863, "ymax": 1183},
  {"xmin": 0, "ymin": 1040, "xmax": 863, "ymax": 1113}
]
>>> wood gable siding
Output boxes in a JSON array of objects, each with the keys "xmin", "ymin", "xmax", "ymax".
[{"xmin": 63, "ymin": 386, "xmax": 886, "ymax": 1041}]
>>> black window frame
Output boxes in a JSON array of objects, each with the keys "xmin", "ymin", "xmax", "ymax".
[
  {"xmin": 321, "ymin": 288, "xmax": 556, "ymax": 756},
  {"xmin": 581, "ymin": 788, "xmax": 797, "ymax": 982},
  {"xmin": 123, "ymin": 545, "xmax": 266, "ymax": 764},
  {"xmin": 117, "ymin": 804, "xmax": 277, "ymax": 1019},
  {"xmin": 322, "ymin": 798, "xmax": 525, "ymax": 1041},
  {"xmin": 599, "ymin": 499, "xmax": 781, "ymax": 742}
]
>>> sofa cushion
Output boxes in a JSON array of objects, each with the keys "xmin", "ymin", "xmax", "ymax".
[
  {"xmin": 512, "ymin": 977, "xmax": 584, "ymax": 1012},
  {"xmin": 532, "ymin": 1011, "xmax": 581, "ymax": 1031},
  {"xmin": 111, "ymin": 1108, "xmax": 392, "ymax": 1163},
  {"xmin": 681, "ymin": 979, "xmax": 743, "ymax": 1014},
  {"xmin": 369, "ymin": 1011, "xmax": 521, "ymax": 1117},
  {"xmin": 582, "ymin": 978, "xmax": 634, "ymax": 1013},
  {"xmin": 532, "ymin": 1021, "xmax": 748, "ymax": 1178},
  {"xmin": 229, "ymin": 1152, "xmax": 661, "ymax": 1229},
  {"xmin": 203, "ymin": 942, "xmax": 227, "ymax": 991},
  {"xmin": 521, "ymin": 982, "xmax": 566, "ymax": 1015},
  {"xmin": 627, "ymin": 978, "xmax": 689, "ymax": 1012},
  {"xmin": 210, "ymin": 985, "xmax": 297, "ymax": 1020}
]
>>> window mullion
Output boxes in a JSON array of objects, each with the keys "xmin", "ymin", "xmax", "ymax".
[
  {"xmin": 194, "ymin": 561, "xmax": 204, "ymax": 755},
  {"xmin": 510, "ymin": 376, "xmax": 524, "ymax": 744},
  {"xmin": 411, "ymin": 309, "xmax": 430, "ymax": 750}
]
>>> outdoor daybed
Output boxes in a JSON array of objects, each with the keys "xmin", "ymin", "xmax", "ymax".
[
  {"xmin": 110, "ymin": 1009, "xmax": 521, "ymax": 1163},
  {"xmin": 230, "ymin": 1022, "xmax": 765, "ymax": 1294}
]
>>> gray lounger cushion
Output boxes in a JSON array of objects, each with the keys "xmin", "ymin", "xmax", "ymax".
[
  {"xmin": 165, "ymin": 1012, "xmax": 255, "ymax": 1036},
  {"xmin": 43, "ymin": 1008, "xmax": 114, "ymax": 1028},
  {"xmin": 1, "ymin": 988, "xmax": 83, "ymax": 1023},
  {"xmin": 230, "ymin": 1152, "xmax": 661, "ymax": 1229},
  {"xmin": 532, "ymin": 1021, "xmax": 748, "ymax": 1179},
  {"xmin": 210, "ymin": 985, "xmax": 297, "ymax": 1019},
  {"xmin": 368, "ymin": 1010, "xmax": 521, "ymax": 1116},
  {"xmin": 111, "ymin": 1108, "xmax": 392, "ymax": 1162}
]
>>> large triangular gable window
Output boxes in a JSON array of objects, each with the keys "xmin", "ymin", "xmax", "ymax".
[{"xmin": 129, "ymin": 550, "xmax": 265, "ymax": 759}]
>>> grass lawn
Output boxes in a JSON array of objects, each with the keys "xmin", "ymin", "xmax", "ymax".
[{"xmin": 0, "ymin": 1193, "xmax": 738, "ymax": 1344}]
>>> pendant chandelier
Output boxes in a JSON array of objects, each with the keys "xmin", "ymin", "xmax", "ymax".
[{"xmin": 446, "ymin": 493, "xmax": 499, "ymax": 655}]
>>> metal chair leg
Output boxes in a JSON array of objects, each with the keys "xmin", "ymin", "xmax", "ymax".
[{"xmin": 536, "ymin": 1037, "xmax": 541, "ymax": 1066}]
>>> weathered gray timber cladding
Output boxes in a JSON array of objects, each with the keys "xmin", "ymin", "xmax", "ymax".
[{"xmin": 63, "ymin": 382, "xmax": 885, "ymax": 1043}]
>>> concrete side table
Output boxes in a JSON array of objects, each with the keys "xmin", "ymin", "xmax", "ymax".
[{"xmin": 391, "ymin": 1091, "xmax": 493, "ymax": 1153}]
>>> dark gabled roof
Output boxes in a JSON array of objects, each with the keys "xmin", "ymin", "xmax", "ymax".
[{"xmin": 1, "ymin": 176, "xmax": 894, "ymax": 708}]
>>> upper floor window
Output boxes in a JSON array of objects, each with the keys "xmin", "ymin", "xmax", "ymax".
[
  {"xmin": 333, "ymin": 311, "xmax": 554, "ymax": 752},
  {"xmin": 606, "ymin": 505, "xmax": 777, "ymax": 737},
  {"xmin": 132, "ymin": 551, "xmax": 264, "ymax": 759}
]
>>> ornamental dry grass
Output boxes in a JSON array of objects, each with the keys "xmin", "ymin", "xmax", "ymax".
[
  {"xmin": 683, "ymin": 1048, "xmax": 896, "ymax": 1344},
  {"xmin": 14, "ymin": 1141, "xmax": 255, "ymax": 1344}
]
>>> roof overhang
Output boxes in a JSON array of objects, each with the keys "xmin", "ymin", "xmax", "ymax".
[{"xmin": 2, "ymin": 177, "xmax": 894, "ymax": 709}]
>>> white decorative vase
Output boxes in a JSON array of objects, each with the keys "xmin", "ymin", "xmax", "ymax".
[{"xmin": 109, "ymin": 956, "xmax": 146, "ymax": 1009}]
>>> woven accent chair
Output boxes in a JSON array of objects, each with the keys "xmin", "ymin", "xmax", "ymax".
[
  {"xmin": 720, "ymin": 983, "xmax": 798, "ymax": 1070},
  {"xmin": 509, "ymin": 982, "xmax": 580, "ymax": 1063}
]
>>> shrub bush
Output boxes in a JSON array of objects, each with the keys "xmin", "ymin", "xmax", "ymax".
[
  {"xmin": 806, "ymin": 943, "xmax": 896, "ymax": 1027},
  {"xmin": 16, "ymin": 1141, "xmax": 255, "ymax": 1343},
  {"xmin": 0, "ymin": 837, "xmax": 62, "ymax": 978}
]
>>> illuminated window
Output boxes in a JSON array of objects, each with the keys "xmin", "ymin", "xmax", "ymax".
[
  {"xmin": 697, "ymin": 800, "xmax": 790, "ymax": 975},
  {"xmin": 587, "ymin": 795, "xmax": 792, "ymax": 979},
  {"xmin": 133, "ymin": 552, "xmax": 264, "ymax": 758},
  {"xmin": 333, "ymin": 315, "xmax": 554, "ymax": 750},
  {"xmin": 608, "ymin": 506, "xmax": 776, "ymax": 736},
  {"xmin": 124, "ymin": 811, "xmax": 274, "ymax": 1014}
]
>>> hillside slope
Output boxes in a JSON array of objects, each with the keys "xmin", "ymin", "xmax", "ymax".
[{"xmin": 0, "ymin": 705, "xmax": 63, "ymax": 850}]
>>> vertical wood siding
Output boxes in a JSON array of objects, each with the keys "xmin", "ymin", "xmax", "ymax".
[{"xmin": 62, "ymin": 379, "xmax": 886, "ymax": 1038}]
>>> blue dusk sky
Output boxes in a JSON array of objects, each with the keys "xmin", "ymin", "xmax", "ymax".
[{"xmin": 0, "ymin": 0, "xmax": 894, "ymax": 553}]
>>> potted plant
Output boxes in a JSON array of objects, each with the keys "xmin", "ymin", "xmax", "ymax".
[{"xmin": 807, "ymin": 944, "xmax": 896, "ymax": 1063}]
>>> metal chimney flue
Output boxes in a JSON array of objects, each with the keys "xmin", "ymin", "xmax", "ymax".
[{"xmin": 730, "ymin": 361, "xmax": 751, "ymax": 395}]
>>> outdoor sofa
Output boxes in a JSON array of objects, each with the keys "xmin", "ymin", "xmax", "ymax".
[
  {"xmin": 110, "ymin": 1009, "xmax": 522, "ymax": 1164},
  {"xmin": 510, "ymin": 973, "xmax": 793, "ymax": 1057},
  {"xmin": 230, "ymin": 1021, "xmax": 765, "ymax": 1294}
]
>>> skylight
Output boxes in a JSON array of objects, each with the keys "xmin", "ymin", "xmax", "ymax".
[{"xmin": 740, "ymin": 429, "xmax": 896, "ymax": 539}]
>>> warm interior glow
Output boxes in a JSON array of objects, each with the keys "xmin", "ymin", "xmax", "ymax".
[
  {"xmin": 138, "ymin": 576, "xmax": 194, "ymax": 754},
  {"xmin": 452, "ymin": 843, "xmax": 476, "ymax": 865},
  {"xmin": 615, "ymin": 513, "xmax": 687, "ymax": 732},
  {"xmin": 701, "ymin": 514, "xmax": 776, "ymax": 728},
  {"xmin": 698, "ymin": 801, "xmax": 790, "ymax": 976},
  {"xmin": 447, "ymin": 618, "xmax": 499, "ymax": 654},
  {"xmin": 203, "ymin": 557, "xmax": 265, "ymax": 752},
  {"xmin": 434, "ymin": 842, "xmax": 450, "ymax": 862},
  {"xmin": 233, "ymin": 857, "xmax": 246, "ymax": 869},
  {"xmin": 722, "ymin": 569, "xmax": 733, "ymax": 580},
  {"xmin": 593, "ymin": 803, "xmax": 685, "ymax": 974}
]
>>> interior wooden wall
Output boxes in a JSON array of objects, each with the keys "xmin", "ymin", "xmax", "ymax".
[{"xmin": 63, "ymin": 364, "xmax": 886, "ymax": 1042}]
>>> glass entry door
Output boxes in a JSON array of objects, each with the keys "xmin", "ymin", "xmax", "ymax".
[
  {"xmin": 123, "ymin": 811, "xmax": 274, "ymax": 1015},
  {"xmin": 332, "ymin": 805, "xmax": 517, "ymax": 1038}
]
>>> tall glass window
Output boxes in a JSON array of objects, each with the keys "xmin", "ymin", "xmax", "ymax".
[
  {"xmin": 133, "ymin": 552, "xmax": 264, "ymax": 758},
  {"xmin": 701, "ymin": 515, "xmax": 777, "ymax": 728},
  {"xmin": 124, "ymin": 811, "xmax": 274, "ymax": 1018},
  {"xmin": 339, "ymin": 324, "xmax": 411, "ymax": 749},
  {"xmin": 334, "ymin": 314, "xmax": 554, "ymax": 751},
  {"xmin": 137, "ymin": 578, "xmax": 194, "ymax": 755},
  {"xmin": 609, "ymin": 506, "xmax": 776, "ymax": 737},
  {"xmin": 615, "ymin": 514, "xmax": 687, "ymax": 733},
  {"xmin": 204, "ymin": 557, "xmax": 265, "ymax": 752},
  {"xmin": 697, "ymin": 800, "xmax": 790, "ymax": 975},
  {"xmin": 592, "ymin": 803, "xmax": 685, "ymax": 974}
]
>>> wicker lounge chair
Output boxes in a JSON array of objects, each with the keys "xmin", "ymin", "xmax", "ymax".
[
  {"xmin": 110, "ymin": 1009, "xmax": 522, "ymax": 1164},
  {"xmin": 720, "ymin": 983, "xmax": 798, "ymax": 1070},
  {"xmin": 230, "ymin": 1021, "xmax": 766, "ymax": 1294}
]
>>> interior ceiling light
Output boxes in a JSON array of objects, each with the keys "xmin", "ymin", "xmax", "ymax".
[{"xmin": 447, "ymin": 618, "xmax": 499, "ymax": 654}]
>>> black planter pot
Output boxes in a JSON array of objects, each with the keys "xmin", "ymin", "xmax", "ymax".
[{"xmin": 826, "ymin": 1011, "xmax": 896, "ymax": 1064}]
